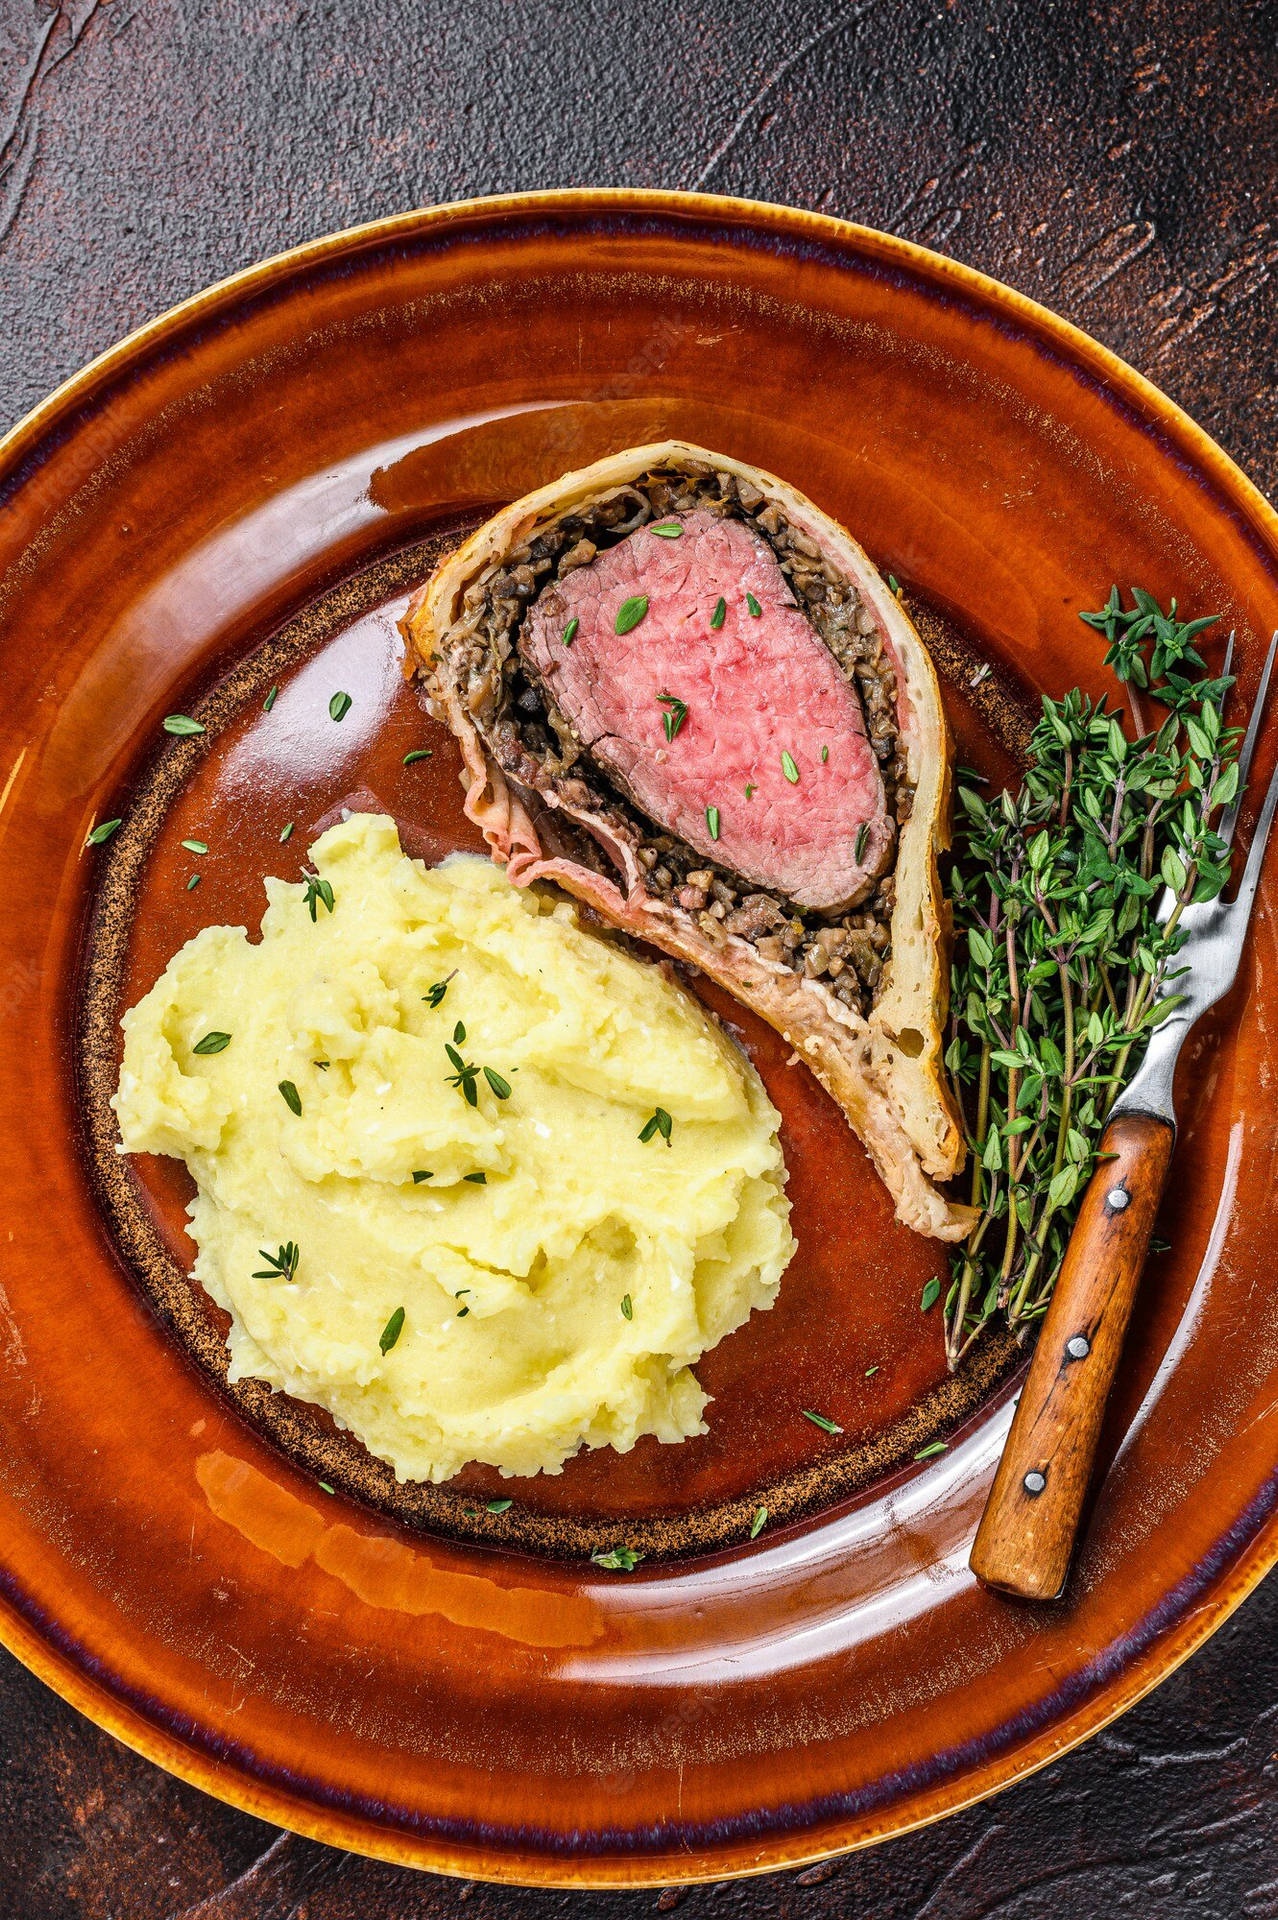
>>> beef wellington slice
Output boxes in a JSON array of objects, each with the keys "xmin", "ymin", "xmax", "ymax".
[{"xmin": 401, "ymin": 442, "xmax": 972, "ymax": 1239}]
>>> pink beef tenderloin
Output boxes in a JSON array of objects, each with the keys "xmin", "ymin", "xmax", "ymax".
[{"xmin": 520, "ymin": 509, "xmax": 894, "ymax": 913}]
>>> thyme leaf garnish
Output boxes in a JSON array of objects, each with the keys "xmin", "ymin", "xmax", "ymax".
[
  {"xmin": 444, "ymin": 1029, "xmax": 510, "ymax": 1107},
  {"xmin": 278, "ymin": 1080, "xmax": 302, "ymax": 1116},
  {"xmin": 638, "ymin": 1107, "xmax": 673, "ymax": 1145},
  {"xmin": 562, "ymin": 617, "xmax": 579, "ymax": 646},
  {"xmin": 620, "ymin": 1293, "xmax": 633, "ymax": 1320},
  {"xmin": 403, "ymin": 748, "xmax": 433, "ymax": 765},
  {"xmin": 424, "ymin": 972, "xmax": 456, "ymax": 1008},
  {"xmin": 444, "ymin": 1042, "xmax": 479, "ymax": 1107},
  {"xmin": 591, "ymin": 1545, "xmax": 644, "ymax": 1572},
  {"xmin": 379, "ymin": 1306, "xmax": 405, "ymax": 1353},
  {"xmin": 615, "ymin": 595, "xmax": 649, "ymax": 635},
  {"xmin": 781, "ymin": 750, "xmax": 799, "ymax": 783},
  {"xmin": 854, "ymin": 823, "xmax": 869, "ymax": 864},
  {"xmin": 163, "ymin": 714, "xmax": 204, "ymax": 736},
  {"xmin": 181, "ymin": 838, "xmax": 208, "ymax": 855},
  {"xmin": 279, "ymin": 821, "xmax": 295, "ymax": 842},
  {"xmin": 706, "ymin": 804, "xmax": 720, "ymax": 840},
  {"xmin": 263, "ymin": 686, "xmax": 278, "ymax": 712},
  {"xmin": 254, "ymin": 1241, "xmax": 299, "ymax": 1281},
  {"xmin": 750, "ymin": 1505, "xmax": 768, "ymax": 1538},
  {"xmin": 329, "ymin": 690, "xmax": 352, "ymax": 722},
  {"xmin": 302, "ymin": 873, "xmax": 335, "ymax": 921},
  {"xmin": 86, "ymin": 818, "xmax": 122, "ymax": 846},
  {"xmin": 658, "ymin": 691, "xmax": 688, "ymax": 742},
  {"xmin": 411, "ymin": 1170, "xmax": 433, "ymax": 1183},
  {"xmin": 651, "ymin": 522, "xmax": 683, "ymax": 538},
  {"xmin": 801, "ymin": 1408, "xmax": 843, "ymax": 1434},
  {"xmin": 193, "ymin": 1031, "xmax": 231, "ymax": 1055},
  {"xmin": 486, "ymin": 1497, "xmax": 513, "ymax": 1512},
  {"xmin": 746, "ymin": 592, "xmax": 761, "ymax": 617},
  {"xmin": 710, "ymin": 596, "xmax": 727, "ymax": 630},
  {"xmin": 464, "ymin": 1171, "xmax": 487, "ymax": 1184}
]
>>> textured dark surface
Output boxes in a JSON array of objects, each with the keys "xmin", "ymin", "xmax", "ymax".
[{"xmin": 1, "ymin": 0, "xmax": 1276, "ymax": 1913}]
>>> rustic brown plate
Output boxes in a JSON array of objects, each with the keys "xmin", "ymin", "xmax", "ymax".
[{"xmin": 1, "ymin": 191, "xmax": 1276, "ymax": 1886}]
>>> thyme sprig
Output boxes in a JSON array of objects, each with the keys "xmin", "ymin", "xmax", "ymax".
[
  {"xmin": 445, "ymin": 1043, "xmax": 480, "ymax": 1106},
  {"xmin": 944, "ymin": 589, "xmax": 1240, "ymax": 1368},
  {"xmin": 444, "ymin": 1022, "xmax": 512, "ymax": 1107},
  {"xmin": 657, "ymin": 691, "xmax": 688, "ymax": 742},
  {"xmin": 591, "ymin": 1545, "xmax": 644, "ymax": 1572},
  {"xmin": 424, "ymin": 971, "xmax": 456, "ymax": 1009},
  {"xmin": 303, "ymin": 872, "xmax": 335, "ymax": 921},
  {"xmin": 254, "ymin": 1241, "xmax": 299, "ymax": 1282}
]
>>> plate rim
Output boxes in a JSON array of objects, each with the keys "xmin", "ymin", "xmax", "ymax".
[{"xmin": 2, "ymin": 186, "xmax": 1277, "ymax": 1886}]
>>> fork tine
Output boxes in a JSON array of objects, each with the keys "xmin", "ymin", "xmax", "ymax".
[
  {"xmin": 1228, "ymin": 738, "xmax": 1278, "ymax": 930},
  {"xmin": 1218, "ymin": 629, "xmax": 1278, "ymax": 850}
]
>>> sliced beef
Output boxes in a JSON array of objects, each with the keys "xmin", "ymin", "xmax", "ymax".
[{"xmin": 520, "ymin": 509, "xmax": 893, "ymax": 913}]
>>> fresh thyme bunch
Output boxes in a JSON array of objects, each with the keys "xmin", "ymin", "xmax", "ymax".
[{"xmin": 943, "ymin": 589, "xmax": 1240, "ymax": 1368}]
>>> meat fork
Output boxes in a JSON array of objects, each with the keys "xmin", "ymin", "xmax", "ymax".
[{"xmin": 971, "ymin": 629, "xmax": 1278, "ymax": 1600}]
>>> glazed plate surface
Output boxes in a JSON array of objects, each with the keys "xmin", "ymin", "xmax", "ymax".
[{"xmin": 1, "ymin": 191, "xmax": 1276, "ymax": 1883}]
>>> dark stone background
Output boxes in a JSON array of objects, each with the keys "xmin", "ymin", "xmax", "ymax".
[{"xmin": 1, "ymin": 1, "xmax": 1275, "ymax": 1913}]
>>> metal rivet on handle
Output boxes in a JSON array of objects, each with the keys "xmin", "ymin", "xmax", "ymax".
[
  {"xmin": 1066, "ymin": 1333, "xmax": 1091, "ymax": 1360},
  {"xmin": 1106, "ymin": 1186, "xmax": 1130, "ymax": 1212},
  {"xmin": 1023, "ymin": 1469, "xmax": 1048, "ymax": 1497}
]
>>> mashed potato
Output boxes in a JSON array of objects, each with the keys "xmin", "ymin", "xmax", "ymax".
[{"xmin": 112, "ymin": 814, "xmax": 794, "ymax": 1481}]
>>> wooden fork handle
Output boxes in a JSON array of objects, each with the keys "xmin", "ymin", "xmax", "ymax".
[{"xmin": 969, "ymin": 1111, "xmax": 1175, "ymax": 1601}]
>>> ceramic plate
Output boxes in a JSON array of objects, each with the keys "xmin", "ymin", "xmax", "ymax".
[{"xmin": 1, "ymin": 191, "xmax": 1276, "ymax": 1886}]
